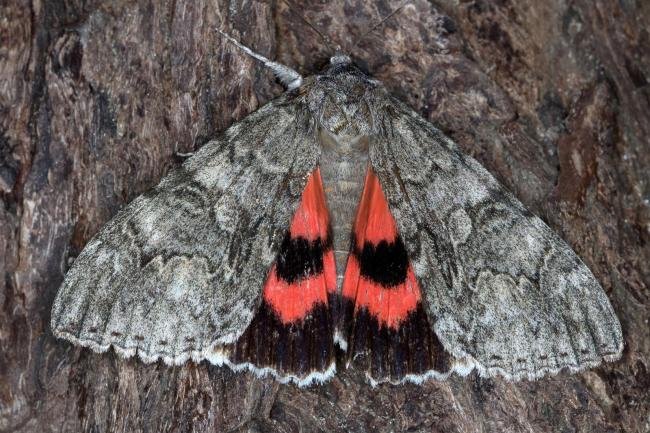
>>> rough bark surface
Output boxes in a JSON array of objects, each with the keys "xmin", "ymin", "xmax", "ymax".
[{"xmin": 1, "ymin": 0, "xmax": 648, "ymax": 432}]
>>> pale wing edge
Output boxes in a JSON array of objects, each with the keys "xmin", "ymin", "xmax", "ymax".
[
  {"xmin": 432, "ymin": 330, "xmax": 624, "ymax": 381},
  {"xmin": 53, "ymin": 328, "xmax": 336, "ymax": 386}
]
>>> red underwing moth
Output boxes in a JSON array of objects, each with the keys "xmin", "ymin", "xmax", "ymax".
[{"xmin": 50, "ymin": 25, "xmax": 623, "ymax": 387}]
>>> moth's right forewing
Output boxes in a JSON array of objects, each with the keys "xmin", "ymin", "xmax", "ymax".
[
  {"xmin": 51, "ymin": 97, "xmax": 320, "ymax": 365},
  {"xmin": 370, "ymin": 96, "xmax": 624, "ymax": 380}
]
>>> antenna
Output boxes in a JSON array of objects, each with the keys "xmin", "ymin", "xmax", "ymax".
[
  {"xmin": 280, "ymin": 0, "xmax": 340, "ymax": 53},
  {"xmin": 216, "ymin": 29, "xmax": 303, "ymax": 90},
  {"xmin": 351, "ymin": 1, "xmax": 409, "ymax": 51}
]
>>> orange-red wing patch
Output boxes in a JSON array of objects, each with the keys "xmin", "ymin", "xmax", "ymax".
[
  {"xmin": 350, "ymin": 169, "xmax": 398, "ymax": 245},
  {"xmin": 226, "ymin": 169, "xmax": 337, "ymax": 380},
  {"xmin": 339, "ymin": 168, "xmax": 452, "ymax": 383},
  {"xmin": 342, "ymin": 256, "xmax": 420, "ymax": 329},
  {"xmin": 342, "ymin": 169, "xmax": 421, "ymax": 329},
  {"xmin": 288, "ymin": 168, "xmax": 330, "ymax": 241},
  {"xmin": 262, "ymin": 168, "xmax": 335, "ymax": 324}
]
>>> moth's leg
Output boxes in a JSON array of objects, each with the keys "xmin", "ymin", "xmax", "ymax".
[{"xmin": 216, "ymin": 29, "xmax": 303, "ymax": 90}]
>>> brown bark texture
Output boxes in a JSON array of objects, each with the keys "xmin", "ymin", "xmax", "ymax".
[{"xmin": 1, "ymin": 0, "xmax": 649, "ymax": 432}]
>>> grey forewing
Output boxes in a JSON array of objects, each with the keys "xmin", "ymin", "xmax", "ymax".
[
  {"xmin": 368, "ymin": 94, "xmax": 623, "ymax": 379},
  {"xmin": 50, "ymin": 96, "xmax": 320, "ymax": 364}
]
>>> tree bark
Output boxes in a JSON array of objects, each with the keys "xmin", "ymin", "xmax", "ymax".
[{"xmin": 1, "ymin": 0, "xmax": 648, "ymax": 432}]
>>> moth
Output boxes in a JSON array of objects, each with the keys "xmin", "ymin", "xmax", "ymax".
[{"xmin": 51, "ymin": 27, "xmax": 623, "ymax": 387}]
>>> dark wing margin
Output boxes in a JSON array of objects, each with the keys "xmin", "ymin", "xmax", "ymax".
[
  {"xmin": 51, "ymin": 97, "xmax": 321, "ymax": 374},
  {"xmin": 369, "ymin": 96, "xmax": 624, "ymax": 380}
]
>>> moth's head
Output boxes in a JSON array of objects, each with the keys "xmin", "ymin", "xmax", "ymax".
[
  {"xmin": 323, "ymin": 52, "xmax": 370, "ymax": 78},
  {"xmin": 329, "ymin": 53, "xmax": 352, "ymax": 68}
]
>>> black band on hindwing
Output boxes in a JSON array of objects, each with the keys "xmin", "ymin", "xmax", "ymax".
[
  {"xmin": 275, "ymin": 230, "xmax": 333, "ymax": 283},
  {"xmin": 352, "ymin": 235, "xmax": 409, "ymax": 287}
]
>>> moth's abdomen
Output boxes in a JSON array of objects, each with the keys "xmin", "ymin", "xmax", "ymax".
[{"xmin": 318, "ymin": 130, "xmax": 370, "ymax": 288}]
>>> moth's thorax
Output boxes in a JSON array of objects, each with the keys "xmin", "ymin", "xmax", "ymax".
[
  {"xmin": 318, "ymin": 129, "xmax": 369, "ymax": 286},
  {"xmin": 306, "ymin": 70, "xmax": 378, "ymax": 140}
]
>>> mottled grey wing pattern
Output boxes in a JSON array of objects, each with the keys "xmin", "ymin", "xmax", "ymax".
[
  {"xmin": 370, "ymin": 96, "xmax": 623, "ymax": 380},
  {"xmin": 51, "ymin": 97, "xmax": 319, "ymax": 365}
]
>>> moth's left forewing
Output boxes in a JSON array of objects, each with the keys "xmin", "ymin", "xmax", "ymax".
[
  {"xmin": 51, "ymin": 97, "xmax": 332, "ymax": 385},
  {"xmin": 369, "ymin": 96, "xmax": 624, "ymax": 380}
]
